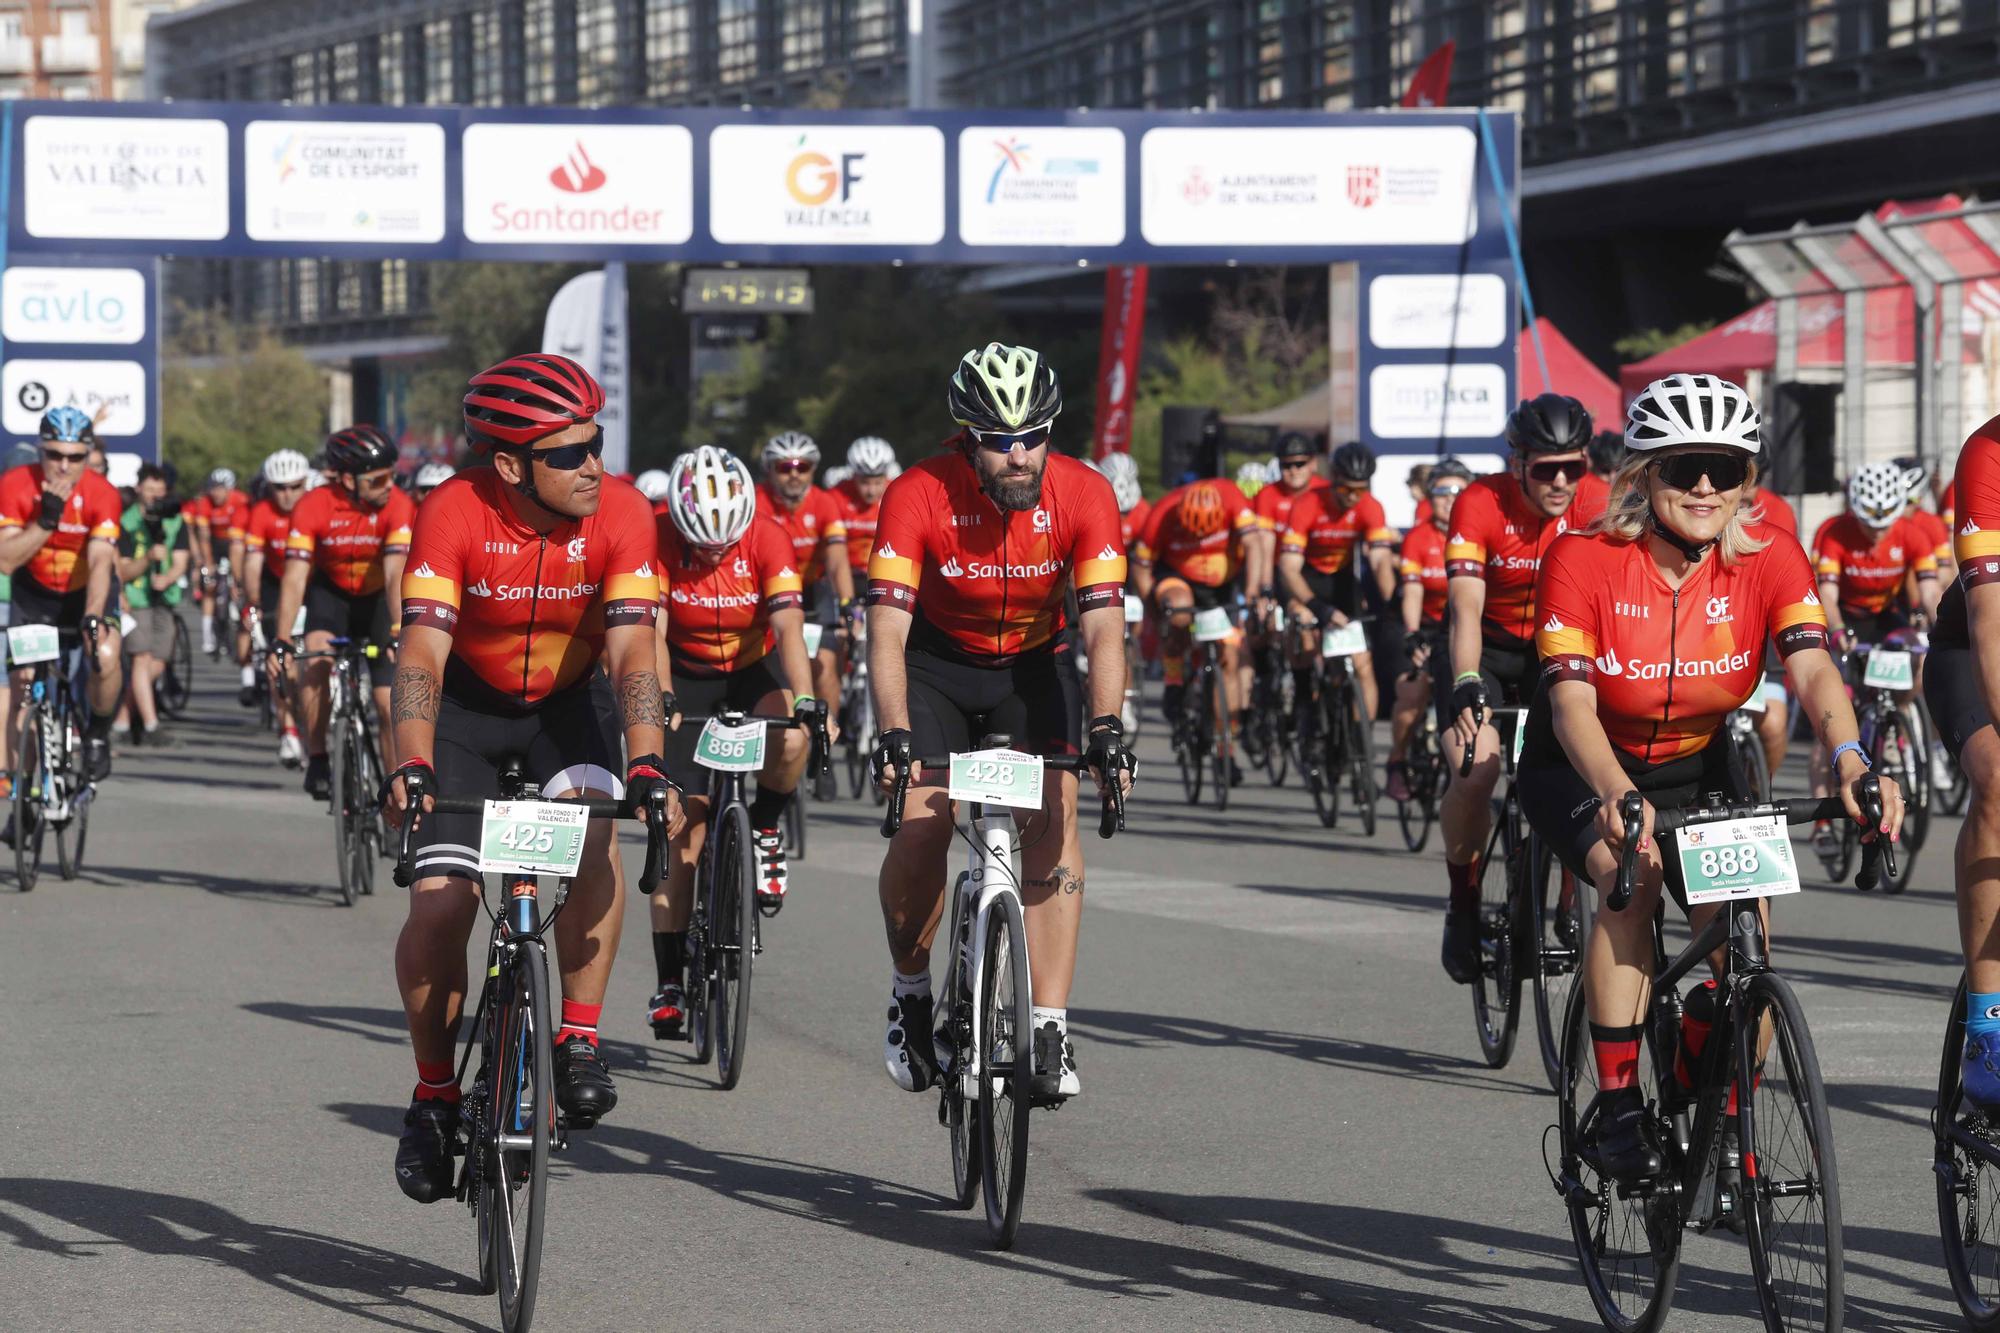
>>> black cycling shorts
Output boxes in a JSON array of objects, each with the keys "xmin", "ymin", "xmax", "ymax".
[
  {"xmin": 1434, "ymin": 634, "xmax": 1536, "ymax": 734},
  {"xmin": 1925, "ymin": 645, "xmax": 1992, "ymax": 763},
  {"xmin": 664, "ymin": 655, "xmax": 787, "ymax": 788},
  {"xmin": 907, "ymin": 644, "xmax": 1082, "ymax": 759},
  {"xmin": 410, "ymin": 676, "xmax": 623, "ymax": 882},
  {"xmin": 808, "ymin": 579, "xmax": 841, "ymax": 631},
  {"xmin": 11, "ymin": 572, "xmax": 86, "ymax": 631},
  {"xmin": 1301, "ymin": 566, "xmax": 1364, "ymax": 622},
  {"xmin": 1152, "ymin": 577, "xmax": 1236, "ymax": 616},
  {"xmin": 305, "ymin": 575, "xmax": 393, "ymax": 686},
  {"xmin": 1839, "ymin": 605, "xmax": 1909, "ymax": 648}
]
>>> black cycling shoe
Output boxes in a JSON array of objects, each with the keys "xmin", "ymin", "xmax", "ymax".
[
  {"xmin": 1160, "ymin": 684, "xmax": 1185, "ymax": 722},
  {"xmin": 395, "ymin": 1100, "xmax": 460, "ymax": 1203},
  {"xmin": 238, "ymin": 684, "xmax": 258, "ymax": 708},
  {"xmin": 885, "ymin": 992, "xmax": 939, "ymax": 1093},
  {"xmin": 1586, "ymin": 1087, "xmax": 1665, "ymax": 1184},
  {"xmin": 85, "ymin": 736, "xmax": 111, "ymax": 782},
  {"xmin": 1440, "ymin": 911, "xmax": 1481, "ymax": 984},
  {"xmin": 553, "ymin": 1036, "xmax": 617, "ymax": 1128},
  {"xmin": 304, "ymin": 753, "xmax": 331, "ymax": 801}
]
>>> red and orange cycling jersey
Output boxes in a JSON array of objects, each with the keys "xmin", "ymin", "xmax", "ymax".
[
  {"xmin": 1444, "ymin": 473, "xmax": 1606, "ymax": 644},
  {"xmin": 242, "ymin": 499, "xmax": 295, "ymax": 593},
  {"xmin": 401, "ymin": 471, "xmax": 659, "ymax": 709},
  {"xmin": 1281, "ymin": 487, "xmax": 1394, "ymax": 576},
  {"xmin": 1400, "ymin": 524, "xmax": 1448, "ymax": 622},
  {"xmin": 0, "ymin": 465, "xmax": 121, "ymax": 594},
  {"xmin": 1953, "ymin": 416, "xmax": 2000, "ymax": 588},
  {"xmin": 1811, "ymin": 511, "xmax": 1938, "ymax": 615},
  {"xmin": 1574, "ymin": 470, "xmax": 1611, "ymax": 516},
  {"xmin": 1751, "ymin": 488, "xmax": 1797, "ymax": 537},
  {"xmin": 833, "ymin": 478, "xmax": 881, "ymax": 573},
  {"xmin": 1906, "ymin": 505, "xmax": 1952, "ymax": 565},
  {"xmin": 1253, "ymin": 475, "xmax": 1331, "ymax": 533},
  {"xmin": 1118, "ymin": 497, "xmax": 1152, "ymax": 553},
  {"xmin": 285, "ymin": 483, "xmax": 416, "ymax": 596},
  {"xmin": 866, "ymin": 451, "xmax": 1126, "ymax": 663},
  {"xmin": 1136, "ymin": 479, "xmax": 1257, "ymax": 587},
  {"xmin": 185, "ymin": 488, "xmax": 250, "ymax": 543},
  {"xmin": 658, "ymin": 517, "xmax": 804, "ymax": 676},
  {"xmin": 1536, "ymin": 531, "xmax": 1828, "ymax": 764},
  {"xmin": 1945, "ymin": 479, "xmax": 1959, "ymax": 531},
  {"xmin": 757, "ymin": 483, "xmax": 846, "ymax": 586}
]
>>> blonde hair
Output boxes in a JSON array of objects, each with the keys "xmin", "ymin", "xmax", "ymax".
[{"xmin": 1587, "ymin": 453, "xmax": 1770, "ymax": 565}]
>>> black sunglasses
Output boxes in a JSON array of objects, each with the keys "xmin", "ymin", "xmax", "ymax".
[
  {"xmin": 515, "ymin": 428, "xmax": 605, "ymax": 472},
  {"xmin": 42, "ymin": 447, "xmax": 88, "ymax": 465},
  {"xmin": 967, "ymin": 424, "xmax": 1052, "ymax": 454},
  {"xmin": 1653, "ymin": 451, "xmax": 1749, "ymax": 492},
  {"xmin": 1523, "ymin": 458, "xmax": 1582, "ymax": 485}
]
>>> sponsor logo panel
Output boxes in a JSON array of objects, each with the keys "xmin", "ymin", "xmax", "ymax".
[
  {"xmin": 956, "ymin": 126, "xmax": 1125, "ymax": 248},
  {"xmin": 709, "ymin": 125, "xmax": 945, "ymax": 246},
  {"xmin": 3, "ymin": 359, "xmax": 146, "ymax": 437},
  {"xmin": 463, "ymin": 123, "xmax": 694, "ymax": 245},
  {"xmin": 2, "ymin": 267, "xmax": 147, "ymax": 346},
  {"xmin": 245, "ymin": 120, "xmax": 447, "ymax": 243},
  {"xmin": 25, "ymin": 115, "xmax": 229, "ymax": 241}
]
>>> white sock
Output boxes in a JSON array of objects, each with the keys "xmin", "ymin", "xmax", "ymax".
[
  {"xmin": 241, "ymin": 664, "xmax": 255, "ymax": 686},
  {"xmin": 892, "ymin": 969, "xmax": 930, "ymax": 1000},
  {"xmin": 1032, "ymin": 1006, "xmax": 1067, "ymax": 1034}
]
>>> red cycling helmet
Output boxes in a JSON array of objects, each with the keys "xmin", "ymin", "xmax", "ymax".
[{"xmin": 463, "ymin": 352, "xmax": 605, "ymax": 453}]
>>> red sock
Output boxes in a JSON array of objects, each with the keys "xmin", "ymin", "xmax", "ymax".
[
  {"xmin": 1447, "ymin": 856, "xmax": 1483, "ymax": 915},
  {"xmin": 558, "ymin": 1000, "xmax": 602, "ymax": 1047},
  {"xmin": 1590, "ymin": 1023, "xmax": 1642, "ymax": 1090},
  {"xmin": 414, "ymin": 1058, "xmax": 460, "ymax": 1104}
]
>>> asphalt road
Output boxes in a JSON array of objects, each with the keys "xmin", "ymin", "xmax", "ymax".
[{"xmin": 0, "ymin": 661, "xmax": 1971, "ymax": 1331}]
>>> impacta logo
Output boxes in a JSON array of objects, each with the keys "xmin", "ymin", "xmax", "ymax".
[{"xmin": 550, "ymin": 142, "xmax": 607, "ymax": 194}]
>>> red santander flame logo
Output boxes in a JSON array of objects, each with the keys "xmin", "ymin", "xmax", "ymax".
[{"xmin": 549, "ymin": 142, "xmax": 607, "ymax": 194}]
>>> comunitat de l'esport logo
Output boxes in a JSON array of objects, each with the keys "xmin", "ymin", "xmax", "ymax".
[{"xmin": 784, "ymin": 137, "xmax": 868, "ymax": 227}]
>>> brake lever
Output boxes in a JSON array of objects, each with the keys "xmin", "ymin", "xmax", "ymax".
[{"xmin": 1607, "ymin": 791, "xmax": 1644, "ymax": 912}]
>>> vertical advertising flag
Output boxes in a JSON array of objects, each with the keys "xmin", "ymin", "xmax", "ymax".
[
  {"xmin": 538, "ymin": 266, "xmax": 630, "ymax": 472},
  {"xmin": 1092, "ymin": 265, "xmax": 1148, "ymax": 459},
  {"xmin": 1400, "ymin": 42, "xmax": 1457, "ymax": 108}
]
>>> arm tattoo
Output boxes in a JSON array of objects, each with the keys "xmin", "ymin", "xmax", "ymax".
[
  {"xmin": 1027, "ymin": 863, "xmax": 1084, "ymax": 896},
  {"xmin": 392, "ymin": 666, "xmax": 441, "ymax": 724},
  {"xmin": 618, "ymin": 669, "xmax": 667, "ymax": 731}
]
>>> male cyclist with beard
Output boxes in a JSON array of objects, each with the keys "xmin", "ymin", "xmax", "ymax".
[
  {"xmin": 758, "ymin": 432, "xmax": 851, "ymax": 727},
  {"xmin": 383, "ymin": 353, "xmax": 681, "ymax": 1202},
  {"xmin": 274, "ymin": 426, "xmax": 415, "ymax": 800},
  {"xmin": 868, "ymin": 344, "xmax": 1135, "ymax": 1101},
  {"xmin": 244, "ymin": 449, "xmax": 314, "ymax": 768},
  {"xmin": 645, "ymin": 446, "xmax": 820, "ymax": 1033},
  {"xmin": 1438, "ymin": 393, "xmax": 1603, "ymax": 984}
]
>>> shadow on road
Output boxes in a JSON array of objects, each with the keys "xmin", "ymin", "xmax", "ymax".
[
  {"xmin": 0, "ymin": 1177, "xmax": 485, "ymax": 1332},
  {"xmin": 1826, "ymin": 1078, "xmax": 1935, "ymax": 1131},
  {"xmin": 89, "ymin": 863, "xmax": 337, "ymax": 906}
]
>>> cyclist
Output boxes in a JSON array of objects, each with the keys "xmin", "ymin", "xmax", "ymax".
[
  {"xmin": 1735, "ymin": 472, "xmax": 1803, "ymax": 784},
  {"xmin": 1439, "ymin": 392, "xmax": 1602, "ymax": 983},
  {"xmin": 634, "ymin": 468, "xmax": 673, "ymax": 510},
  {"xmin": 646, "ymin": 447, "xmax": 819, "ymax": 1034},
  {"xmin": 1247, "ymin": 433, "xmax": 1329, "ymax": 605},
  {"xmin": 1579, "ymin": 429, "xmax": 1623, "ymax": 513},
  {"xmin": 1406, "ymin": 461, "xmax": 1436, "ymax": 526},
  {"xmin": 759, "ymin": 431, "xmax": 851, "ymax": 725},
  {"xmin": 1386, "ymin": 458, "xmax": 1471, "ymax": 801},
  {"xmin": 273, "ymin": 426, "xmax": 416, "ymax": 801},
  {"xmin": 1097, "ymin": 452, "xmax": 1151, "ymax": 551},
  {"xmin": 868, "ymin": 342, "xmax": 1135, "ymax": 1101},
  {"xmin": 0, "ymin": 407, "xmax": 125, "ymax": 785},
  {"xmin": 1277, "ymin": 440, "xmax": 1397, "ymax": 734},
  {"xmin": 1133, "ymin": 477, "xmax": 1257, "ymax": 743},
  {"xmin": 1895, "ymin": 454, "xmax": 1955, "ymax": 582},
  {"xmin": 243, "ymin": 449, "xmax": 313, "ymax": 767},
  {"xmin": 186, "ymin": 466, "xmax": 249, "ymax": 657},
  {"xmin": 115, "ymin": 464, "xmax": 190, "ymax": 746},
  {"xmin": 1522, "ymin": 372, "xmax": 1899, "ymax": 1180},
  {"xmin": 834, "ymin": 436, "xmax": 899, "ymax": 573},
  {"xmin": 412, "ymin": 461, "xmax": 454, "ymax": 505},
  {"xmin": 383, "ymin": 352, "xmax": 682, "ymax": 1203}
]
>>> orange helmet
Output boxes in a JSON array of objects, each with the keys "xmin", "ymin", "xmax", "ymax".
[{"xmin": 1178, "ymin": 483, "xmax": 1228, "ymax": 538}]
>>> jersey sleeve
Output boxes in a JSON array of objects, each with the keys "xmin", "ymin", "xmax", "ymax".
[
  {"xmin": 0, "ymin": 469, "xmax": 31, "ymax": 530},
  {"xmin": 1955, "ymin": 422, "xmax": 2000, "ymax": 591},
  {"xmin": 1069, "ymin": 472, "xmax": 1127, "ymax": 615},
  {"xmin": 1761, "ymin": 535, "xmax": 1831, "ymax": 658},
  {"xmin": 401, "ymin": 493, "xmax": 466, "ymax": 636},
  {"xmin": 1811, "ymin": 524, "xmax": 1846, "ymax": 581},
  {"xmin": 1224, "ymin": 482, "xmax": 1259, "ymax": 536},
  {"xmin": 84, "ymin": 480, "xmax": 121, "ymax": 541},
  {"xmin": 284, "ymin": 492, "xmax": 323, "ymax": 562},
  {"xmin": 757, "ymin": 519, "xmax": 805, "ymax": 612},
  {"xmin": 1445, "ymin": 485, "xmax": 1494, "ymax": 578},
  {"xmin": 1280, "ymin": 491, "xmax": 1319, "ymax": 555},
  {"xmin": 1252, "ymin": 487, "xmax": 1282, "ymax": 531},
  {"xmin": 598, "ymin": 487, "xmax": 660, "ymax": 629},
  {"xmin": 1906, "ymin": 517, "xmax": 1940, "ymax": 578},
  {"xmin": 1398, "ymin": 528, "xmax": 1427, "ymax": 585},
  {"xmin": 382, "ymin": 489, "xmax": 415, "ymax": 556},
  {"xmin": 1533, "ymin": 535, "xmax": 1602, "ymax": 685},
  {"xmin": 1357, "ymin": 494, "xmax": 1394, "ymax": 548},
  {"xmin": 864, "ymin": 473, "xmax": 929, "ymax": 610},
  {"xmin": 816, "ymin": 491, "xmax": 847, "ymax": 545},
  {"xmin": 1133, "ymin": 491, "xmax": 1171, "ymax": 564}
]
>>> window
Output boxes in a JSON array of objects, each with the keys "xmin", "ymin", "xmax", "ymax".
[
  {"xmin": 647, "ymin": 0, "xmax": 691, "ymax": 98},
  {"xmin": 781, "ymin": 0, "xmax": 823, "ymax": 75},
  {"xmin": 849, "ymin": 0, "xmax": 893, "ymax": 60},
  {"xmin": 718, "ymin": 0, "xmax": 757, "ymax": 86},
  {"xmin": 331, "ymin": 40, "xmax": 360, "ymax": 101},
  {"xmin": 523, "ymin": 0, "xmax": 558, "ymax": 103},
  {"xmin": 381, "ymin": 260, "xmax": 409, "ymax": 316},
  {"xmin": 424, "ymin": 18, "xmax": 454, "ymax": 104},
  {"xmin": 577, "ymin": 0, "xmax": 620, "ymax": 105},
  {"xmin": 55, "ymin": 8, "xmax": 91, "ymax": 40},
  {"xmin": 0, "ymin": 13, "xmax": 24, "ymax": 43},
  {"xmin": 380, "ymin": 29, "xmax": 405, "ymax": 104},
  {"xmin": 471, "ymin": 9, "xmax": 503, "ymax": 105}
]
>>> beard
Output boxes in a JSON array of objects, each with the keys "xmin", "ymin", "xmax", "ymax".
[{"xmin": 983, "ymin": 461, "xmax": 1046, "ymax": 513}]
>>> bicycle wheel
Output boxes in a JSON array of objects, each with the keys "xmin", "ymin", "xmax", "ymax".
[
  {"xmin": 1558, "ymin": 980, "xmax": 1682, "ymax": 1331},
  {"xmin": 942, "ymin": 887, "xmax": 981, "ymax": 1211},
  {"xmin": 1346, "ymin": 698, "xmax": 1377, "ymax": 838},
  {"xmin": 1739, "ymin": 971, "xmax": 1844, "ymax": 1333},
  {"xmin": 1733, "ymin": 727, "xmax": 1773, "ymax": 804},
  {"xmin": 1175, "ymin": 713, "xmax": 1204, "ymax": 805},
  {"xmin": 345, "ymin": 725, "xmax": 377, "ymax": 899},
  {"xmin": 783, "ymin": 788, "xmax": 807, "ymax": 861},
  {"xmin": 1532, "ymin": 837, "xmax": 1591, "ymax": 1093},
  {"xmin": 1470, "ymin": 821, "xmax": 1521, "ymax": 1067},
  {"xmin": 1261, "ymin": 678, "xmax": 1290, "ymax": 787},
  {"xmin": 977, "ymin": 893, "xmax": 1032, "ymax": 1249},
  {"xmin": 687, "ymin": 874, "xmax": 714, "ymax": 1068},
  {"xmin": 1935, "ymin": 978, "xmax": 2000, "ymax": 1330},
  {"xmin": 159, "ymin": 616, "xmax": 192, "ymax": 718},
  {"xmin": 487, "ymin": 941, "xmax": 553, "ymax": 1333},
  {"xmin": 329, "ymin": 714, "xmax": 356, "ymax": 907},
  {"xmin": 1873, "ymin": 709, "xmax": 1924, "ymax": 892},
  {"xmin": 12, "ymin": 710, "xmax": 45, "ymax": 893},
  {"xmin": 1208, "ymin": 666, "xmax": 1231, "ymax": 813},
  {"xmin": 714, "ymin": 806, "xmax": 758, "ymax": 1090},
  {"xmin": 1308, "ymin": 690, "xmax": 1341, "ymax": 829},
  {"xmin": 1399, "ymin": 739, "xmax": 1437, "ymax": 853}
]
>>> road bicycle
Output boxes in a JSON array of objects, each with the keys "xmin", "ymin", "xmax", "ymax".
[
  {"xmin": 392, "ymin": 760, "xmax": 666, "ymax": 1333},
  {"xmin": 1466, "ymin": 705, "xmax": 1532, "ymax": 1069},
  {"xmin": 1723, "ymin": 696, "xmax": 1774, "ymax": 805},
  {"xmin": 292, "ymin": 637, "xmax": 389, "ymax": 906},
  {"xmin": 7, "ymin": 621, "xmax": 97, "ymax": 891},
  {"xmin": 1394, "ymin": 629, "xmax": 1446, "ymax": 853},
  {"xmin": 1242, "ymin": 602, "xmax": 1291, "ymax": 787},
  {"xmin": 1550, "ymin": 782, "xmax": 1887, "ymax": 1333},
  {"xmin": 1168, "ymin": 607, "xmax": 1234, "ymax": 811},
  {"xmin": 1298, "ymin": 615, "xmax": 1377, "ymax": 835},
  {"xmin": 1819, "ymin": 640, "xmax": 1925, "ymax": 892},
  {"xmin": 676, "ymin": 708, "xmax": 826, "ymax": 1090},
  {"xmin": 838, "ymin": 617, "xmax": 876, "ymax": 800},
  {"xmin": 882, "ymin": 740, "xmax": 1124, "ymax": 1249},
  {"xmin": 155, "ymin": 608, "xmax": 193, "ymax": 720},
  {"xmin": 203, "ymin": 561, "xmax": 237, "ymax": 661}
]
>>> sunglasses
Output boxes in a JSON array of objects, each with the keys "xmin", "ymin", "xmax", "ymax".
[
  {"xmin": 1428, "ymin": 484, "xmax": 1466, "ymax": 499},
  {"xmin": 770, "ymin": 459, "xmax": 815, "ymax": 476},
  {"xmin": 967, "ymin": 424, "xmax": 1052, "ymax": 454},
  {"xmin": 515, "ymin": 428, "xmax": 605, "ymax": 472},
  {"xmin": 42, "ymin": 447, "xmax": 87, "ymax": 465},
  {"xmin": 1653, "ymin": 451, "xmax": 1749, "ymax": 492},
  {"xmin": 1278, "ymin": 457, "xmax": 1315, "ymax": 469},
  {"xmin": 1523, "ymin": 458, "xmax": 1582, "ymax": 485},
  {"xmin": 271, "ymin": 481, "xmax": 304, "ymax": 494}
]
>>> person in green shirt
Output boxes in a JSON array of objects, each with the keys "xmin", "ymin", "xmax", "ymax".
[{"xmin": 117, "ymin": 464, "xmax": 190, "ymax": 745}]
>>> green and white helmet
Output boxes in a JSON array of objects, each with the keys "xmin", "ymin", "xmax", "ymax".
[{"xmin": 948, "ymin": 342, "xmax": 1062, "ymax": 434}]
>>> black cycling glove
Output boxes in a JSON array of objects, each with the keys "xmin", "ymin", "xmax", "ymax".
[{"xmin": 871, "ymin": 727, "xmax": 915, "ymax": 785}]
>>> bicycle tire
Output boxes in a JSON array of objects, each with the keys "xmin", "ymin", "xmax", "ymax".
[
  {"xmin": 488, "ymin": 941, "xmax": 553, "ymax": 1333},
  {"xmin": 1262, "ymin": 697, "xmax": 1290, "ymax": 787},
  {"xmin": 1935, "ymin": 978, "xmax": 2000, "ymax": 1330},
  {"xmin": 942, "ymin": 880, "xmax": 980, "ymax": 1211},
  {"xmin": 1877, "ymin": 709, "xmax": 1925, "ymax": 891},
  {"xmin": 978, "ymin": 892, "xmax": 1032, "ymax": 1249},
  {"xmin": 687, "ymin": 838, "xmax": 714, "ymax": 1068},
  {"xmin": 1558, "ymin": 980, "xmax": 1682, "ymax": 1331},
  {"xmin": 1739, "ymin": 970, "xmax": 1844, "ymax": 1333},
  {"xmin": 54, "ymin": 803, "xmax": 78, "ymax": 882},
  {"xmin": 159, "ymin": 616, "xmax": 192, "ymax": 718},
  {"xmin": 1470, "ymin": 816, "xmax": 1521, "ymax": 1067},
  {"xmin": 330, "ymin": 711, "xmax": 356, "ymax": 907},
  {"xmin": 65, "ymin": 794, "xmax": 88, "ymax": 880},
  {"xmin": 1532, "ymin": 835, "xmax": 1590, "ymax": 1093},
  {"xmin": 349, "ymin": 723, "xmax": 378, "ymax": 898},
  {"xmin": 1209, "ymin": 665, "xmax": 1230, "ymax": 813},
  {"xmin": 1734, "ymin": 726, "xmax": 1773, "ymax": 804},
  {"xmin": 783, "ymin": 788, "xmax": 807, "ymax": 861},
  {"xmin": 715, "ymin": 805, "xmax": 757, "ymax": 1091},
  {"xmin": 1399, "ymin": 735, "xmax": 1438, "ymax": 853},
  {"xmin": 1175, "ymin": 714, "xmax": 1204, "ymax": 805},
  {"xmin": 1347, "ymin": 698, "xmax": 1377, "ymax": 838},
  {"xmin": 13, "ymin": 709, "xmax": 45, "ymax": 893},
  {"xmin": 1309, "ymin": 685, "xmax": 1341, "ymax": 829}
]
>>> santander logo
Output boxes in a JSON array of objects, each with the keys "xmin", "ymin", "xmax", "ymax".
[{"xmin": 550, "ymin": 142, "xmax": 607, "ymax": 194}]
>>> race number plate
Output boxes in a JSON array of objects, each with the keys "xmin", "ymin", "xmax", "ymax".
[
  {"xmin": 1321, "ymin": 621, "xmax": 1368, "ymax": 658},
  {"xmin": 1677, "ymin": 814, "xmax": 1801, "ymax": 904},
  {"xmin": 478, "ymin": 800, "xmax": 589, "ymax": 878},
  {"xmin": 6, "ymin": 624, "xmax": 58, "ymax": 666},
  {"xmin": 694, "ymin": 718, "xmax": 767, "ymax": 772},
  {"xmin": 1509, "ymin": 713, "xmax": 1526, "ymax": 766},
  {"xmin": 802, "ymin": 622, "xmax": 824, "ymax": 657},
  {"xmin": 947, "ymin": 748, "xmax": 1045, "ymax": 810},
  {"xmin": 1191, "ymin": 606, "xmax": 1233, "ymax": 642},
  {"xmin": 1862, "ymin": 650, "xmax": 1913, "ymax": 691},
  {"xmin": 1123, "ymin": 595, "xmax": 1145, "ymax": 625}
]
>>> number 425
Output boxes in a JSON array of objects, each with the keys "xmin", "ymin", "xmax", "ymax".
[{"xmin": 499, "ymin": 823, "xmax": 555, "ymax": 854}]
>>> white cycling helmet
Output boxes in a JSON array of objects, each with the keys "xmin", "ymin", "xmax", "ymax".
[
  {"xmin": 760, "ymin": 430, "xmax": 820, "ymax": 471},
  {"xmin": 206, "ymin": 466, "xmax": 237, "ymax": 490},
  {"xmin": 668, "ymin": 446, "xmax": 757, "ymax": 548},
  {"xmin": 261, "ymin": 449, "xmax": 311, "ymax": 487},
  {"xmin": 1095, "ymin": 452, "xmax": 1142, "ymax": 514},
  {"xmin": 1893, "ymin": 456, "xmax": 1929, "ymax": 503},
  {"xmin": 847, "ymin": 435, "xmax": 898, "ymax": 477},
  {"xmin": 1625, "ymin": 374, "xmax": 1762, "ymax": 455},
  {"xmin": 415, "ymin": 462, "xmax": 455, "ymax": 490},
  {"xmin": 820, "ymin": 465, "xmax": 852, "ymax": 489},
  {"xmin": 633, "ymin": 468, "xmax": 672, "ymax": 502},
  {"xmin": 1848, "ymin": 461, "xmax": 1908, "ymax": 529},
  {"xmin": 1234, "ymin": 459, "xmax": 1267, "ymax": 498}
]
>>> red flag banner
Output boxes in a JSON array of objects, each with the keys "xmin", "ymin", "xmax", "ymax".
[
  {"xmin": 1400, "ymin": 41, "xmax": 1456, "ymax": 108},
  {"xmin": 1092, "ymin": 264, "xmax": 1148, "ymax": 459}
]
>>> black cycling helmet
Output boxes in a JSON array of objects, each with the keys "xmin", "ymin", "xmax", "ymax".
[
  {"xmin": 1587, "ymin": 429, "xmax": 1626, "ymax": 475},
  {"xmin": 324, "ymin": 424, "xmax": 399, "ymax": 475},
  {"xmin": 947, "ymin": 343, "xmax": 1062, "ymax": 435},
  {"xmin": 1428, "ymin": 457, "xmax": 1474, "ymax": 486},
  {"xmin": 1330, "ymin": 440, "xmax": 1376, "ymax": 483},
  {"xmin": 1273, "ymin": 430, "xmax": 1318, "ymax": 461},
  {"xmin": 1506, "ymin": 393, "xmax": 1593, "ymax": 456}
]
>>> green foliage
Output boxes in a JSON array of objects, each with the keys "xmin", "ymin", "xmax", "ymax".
[
  {"xmin": 162, "ymin": 308, "xmax": 326, "ymax": 483},
  {"xmin": 1613, "ymin": 321, "xmax": 1717, "ymax": 365}
]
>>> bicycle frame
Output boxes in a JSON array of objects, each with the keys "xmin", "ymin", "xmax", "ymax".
[{"xmin": 942, "ymin": 800, "xmax": 1024, "ymax": 1098}]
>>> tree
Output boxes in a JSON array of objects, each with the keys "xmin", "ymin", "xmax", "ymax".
[
  {"xmin": 1613, "ymin": 321, "xmax": 1717, "ymax": 364},
  {"xmin": 162, "ymin": 308, "xmax": 326, "ymax": 485}
]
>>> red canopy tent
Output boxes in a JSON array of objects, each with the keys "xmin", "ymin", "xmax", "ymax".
[{"xmin": 1518, "ymin": 316, "xmax": 1622, "ymax": 429}]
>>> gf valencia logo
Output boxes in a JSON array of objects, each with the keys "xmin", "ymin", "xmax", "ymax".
[{"xmin": 783, "ymin": 135, "xmax": 869, "ymax": 227}]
